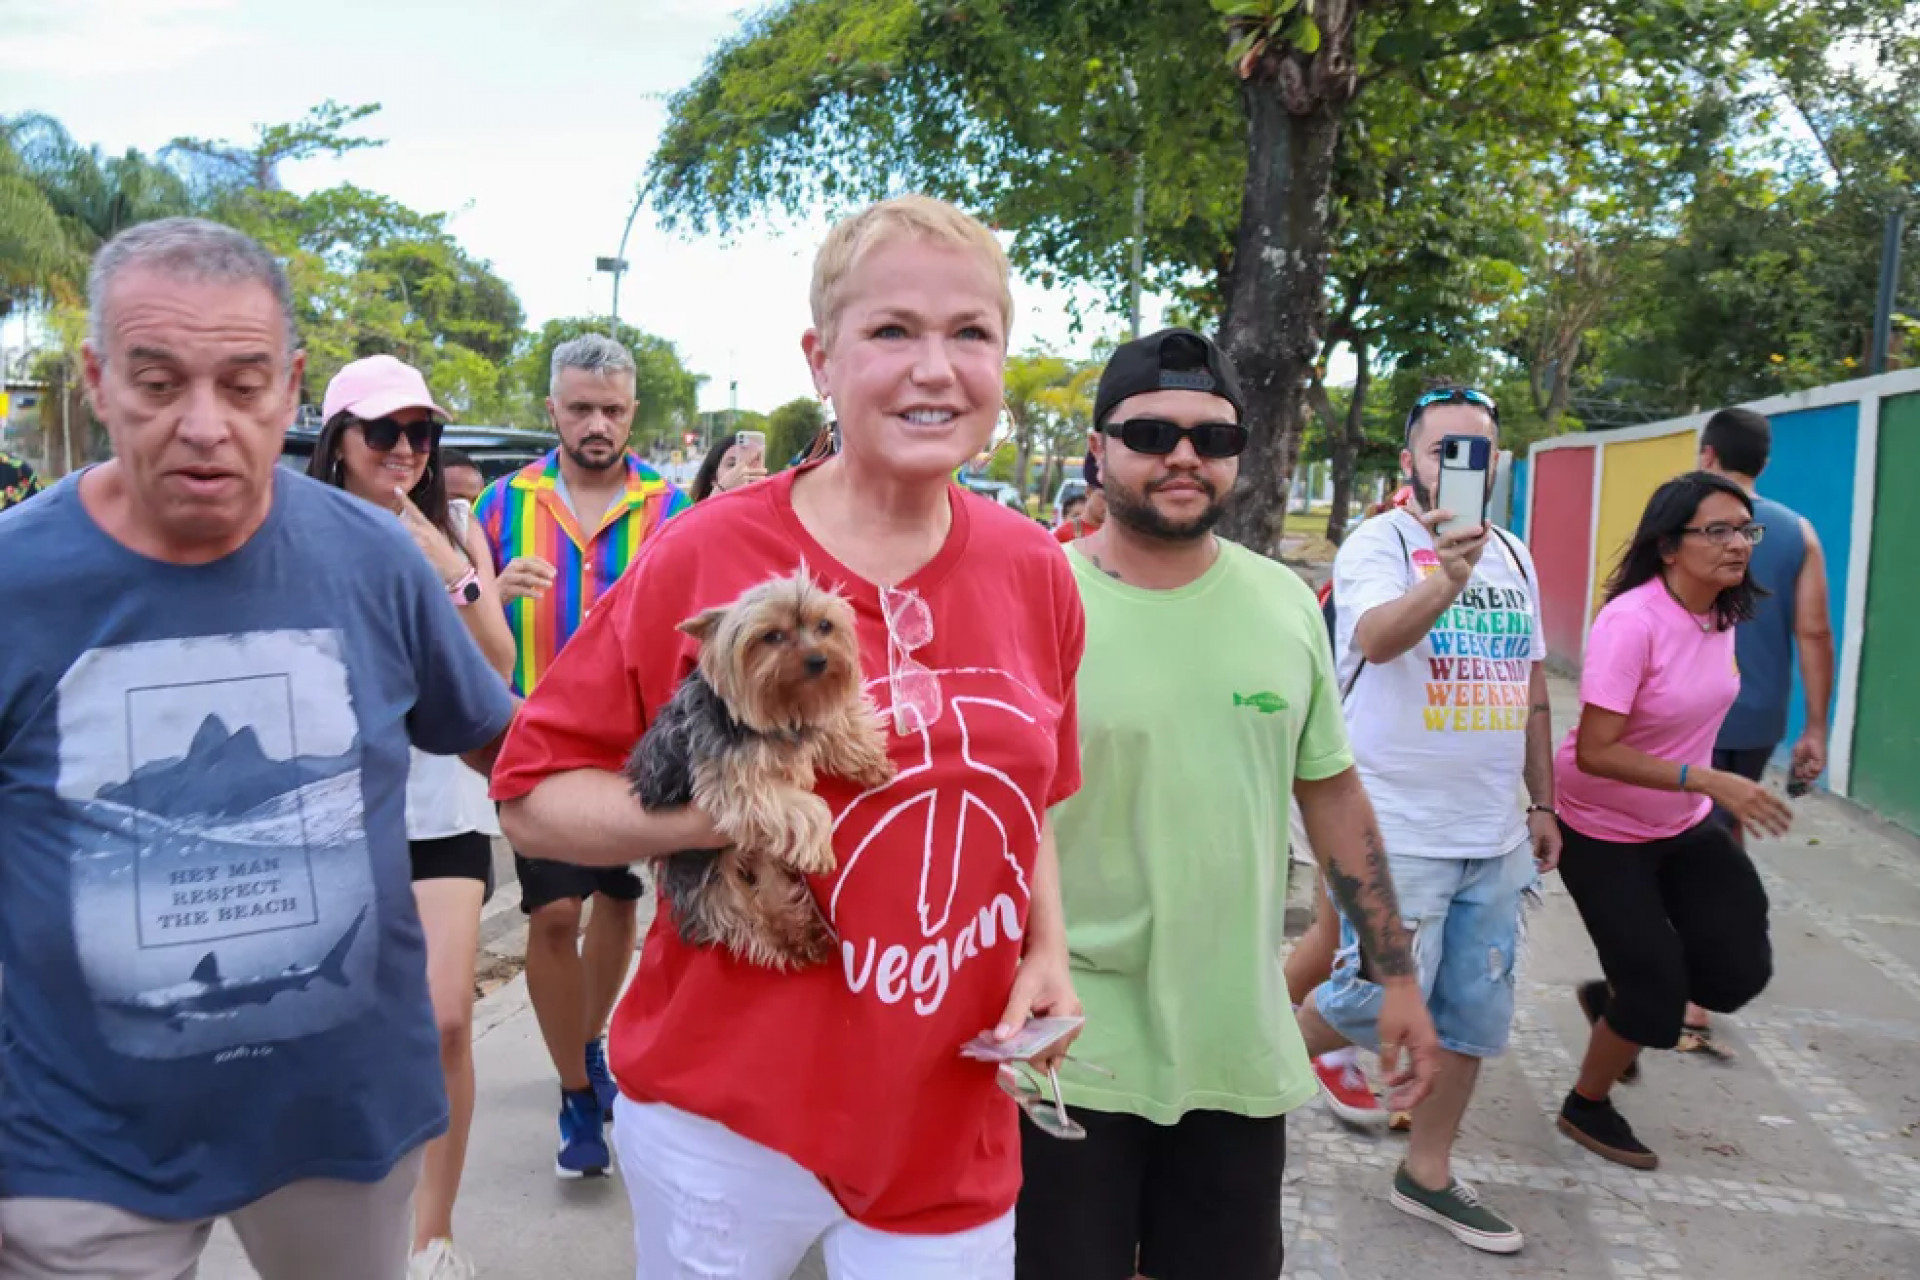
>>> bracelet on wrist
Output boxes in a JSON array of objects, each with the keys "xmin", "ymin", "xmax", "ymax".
[
  {"xmin": 1526, "ymin": 803, "xmax": 1556, "ymax": 818},
  {"xmin": 1678, "ymin": 763, "xmax": 1690, "ymax": 792}
]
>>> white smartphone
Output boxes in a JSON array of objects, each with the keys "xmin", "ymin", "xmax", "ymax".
[
  {"xmin": 736, "ymin": 430, "xmax": 767, "ymax": 468},
  {"xmin": 1433, "ymin": 434, "xmax": 1494, "ymax": 539},
  {"xmin": 958, "ymin": 1016, "xmax": 1085, "ymax": 1063}
]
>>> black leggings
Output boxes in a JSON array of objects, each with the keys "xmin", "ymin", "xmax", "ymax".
[{"xmin": 1556, "ymin": 816, "xmax": 1772, "ymax": 1049}]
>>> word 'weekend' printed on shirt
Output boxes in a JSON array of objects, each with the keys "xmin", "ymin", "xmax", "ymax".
[{"xmin": 1413, "ymin": 549, "xmax": 1534, "ymax": 732}]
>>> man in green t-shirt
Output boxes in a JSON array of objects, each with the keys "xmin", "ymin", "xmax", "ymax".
[{"xmin": 1014, "ymin": 328, "xmax": 1439, "ymax": 1280}]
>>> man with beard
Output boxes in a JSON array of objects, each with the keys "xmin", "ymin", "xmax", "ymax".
[
  {"xmin": 1295, "ymin": 386, "xmax": 1558, "ymax": 1255},
  {"xmin": 473, "ymin": 334, "xmax": 688, "ymax": 1175},
  {"xmin": 1016, "ymin": 329, "xmax": 1438, "ymax": 1280}
]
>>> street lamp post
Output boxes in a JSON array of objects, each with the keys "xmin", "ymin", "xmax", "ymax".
[{"xmin": 599, "ymin": 186, "xmax": 648, "ymax": 340}]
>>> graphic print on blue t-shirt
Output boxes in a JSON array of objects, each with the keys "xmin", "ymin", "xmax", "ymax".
[{"xmin": 56, "ymin": 628, "xmax": 377, "ymax": 1060}]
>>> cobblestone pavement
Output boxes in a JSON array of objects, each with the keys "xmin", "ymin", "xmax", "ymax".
[{"xmin": 201, "ymin": 677, "xmax": 1920, "ymax": 1277}]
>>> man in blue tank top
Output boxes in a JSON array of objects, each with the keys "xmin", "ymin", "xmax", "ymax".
[{"xmin": 1688, "ymin": 406, "xmax": 1835, "ymax": 1053}]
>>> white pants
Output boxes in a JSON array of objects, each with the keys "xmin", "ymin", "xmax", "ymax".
[{"xmin": 613, "ymin": 1097, "xmax": 1015, "ymax": 1279}]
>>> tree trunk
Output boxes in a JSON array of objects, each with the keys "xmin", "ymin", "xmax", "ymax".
[
  {"xmin": 1324, "ymin": 338, "xmax": 1371, "ymax": 544},
  {"xmin": 1012, "ymin": 418, "xmax": 1033, "ymax": 502},
  {"xmin": 1216, "ymin": 12, "xmax": 1358, "ymax": 558},
  {"xmin": 1543, "ymin": 337, "xmax": 1578, "ymax": 427}
]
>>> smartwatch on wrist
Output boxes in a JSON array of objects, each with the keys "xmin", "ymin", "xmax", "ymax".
[{"xmin": 447, "ymin": 566, "xmax": 481, "ymax": 607}]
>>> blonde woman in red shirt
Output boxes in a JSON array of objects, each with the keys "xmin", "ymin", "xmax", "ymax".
[{"xmin": 492, "ymin": 195, "xmax": 1084, "ymax": 1277}]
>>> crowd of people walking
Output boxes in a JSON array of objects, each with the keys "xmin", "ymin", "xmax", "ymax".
[{"xmin": 0, "ymin": 193, "xmax": 1829, "ymax": 1279}]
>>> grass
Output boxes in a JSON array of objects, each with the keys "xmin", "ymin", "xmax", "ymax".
[{"xmin": 1285, "ymin": 507, "xmax": 1332, "ymax": 537}]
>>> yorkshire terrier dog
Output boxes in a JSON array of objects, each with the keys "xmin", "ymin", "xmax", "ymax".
[{"xmin": 628, "ymin": 568, "xmax": 896, "ymax": 969}]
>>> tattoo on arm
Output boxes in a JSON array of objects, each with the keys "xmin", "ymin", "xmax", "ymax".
[{"xmin": 1323, "ymin": 821, "xmax": 1415, "ymax": 978}]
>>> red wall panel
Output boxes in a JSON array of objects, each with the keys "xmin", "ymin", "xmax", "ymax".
[{"xmin": 1527, "ymin": 447, "xmax": 1597, "ymax": 662}]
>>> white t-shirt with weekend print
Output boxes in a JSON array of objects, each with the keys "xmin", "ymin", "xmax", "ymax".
[{"xmin": 1333, "ymin": 507, "xmax": 1546, "ymax": 860}]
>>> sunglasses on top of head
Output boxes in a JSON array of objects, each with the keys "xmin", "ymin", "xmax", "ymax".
[
  {"xmin": 1099, "ymin": 418, "xmax": 1249, "ymax": 459},
  {"xmin": 354, "ymin": 416, "xmax": 440, "ymax": 453},
  {"xmin": 1403, "ymin": 387, "xmax": 1499, "ymax": 441}
]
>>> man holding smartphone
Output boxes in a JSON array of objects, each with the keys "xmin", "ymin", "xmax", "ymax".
[{"xmin": 1295, "ymin": 384, "xmax": 1559, "ymax": 1255}]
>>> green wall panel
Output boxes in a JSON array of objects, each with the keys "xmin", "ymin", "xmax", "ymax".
[{"xmin": 1853, "ymin": 392, "xmax": 1920, "ymax": 832}]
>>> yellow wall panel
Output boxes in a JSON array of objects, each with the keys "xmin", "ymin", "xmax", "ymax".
[{"xmin": 1591, "ymin": 430, "xmax": 1701, "ymax": 610}]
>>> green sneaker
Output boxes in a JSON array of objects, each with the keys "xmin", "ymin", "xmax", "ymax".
[{"xmin": 1390, "ymin": 1165, "xmax": 1524, "ymax": 1254}]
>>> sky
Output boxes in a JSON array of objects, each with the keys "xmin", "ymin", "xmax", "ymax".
[{"xmin": 0, "ymin": 0, "xmax": 1173, "ymax": 415}]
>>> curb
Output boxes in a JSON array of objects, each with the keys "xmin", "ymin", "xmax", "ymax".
[{"xmin": 477, "ymin": 879, "xmax": 523, "ymax": 950}]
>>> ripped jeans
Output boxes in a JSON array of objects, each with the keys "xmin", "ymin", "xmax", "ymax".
[{"xmin": 1311, "ymin": 839, "xmax": 1537, "ymax": 1059}]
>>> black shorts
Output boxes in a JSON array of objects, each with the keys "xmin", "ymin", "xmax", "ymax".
[
  {"xmin": 1556, "ymin": 816, "xmax": 1772, "ymax": 1048},
  {"xmin": 410, "ymin": 831, "xmax": 494, "ymax": 899},
  {"xmin": 513, "ymin": 852, "xmax": 645, "ymax": 915},
  {"xmin": 1015, "ymin": 1107, "xmax": 1287, "ymax": 1280}
]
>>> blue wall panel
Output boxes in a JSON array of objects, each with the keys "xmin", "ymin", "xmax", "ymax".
[
  {"xmin": 1509, "ymin": 456, "xmax": 1530, "ymax": 541},
  {"xmin": 1755, "ymin": 402, "xmax": 1857, "ymax": 770}
]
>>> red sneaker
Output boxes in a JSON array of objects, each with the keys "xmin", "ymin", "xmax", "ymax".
[{"xmin": 1313, "ymin": 1055, "xmax": 1387, "ymax": 1128}]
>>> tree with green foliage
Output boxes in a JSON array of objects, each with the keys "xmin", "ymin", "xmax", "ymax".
[
  {"xmin": 645, "ymin": 0, "xmax": 1892, "ymax": 555},
  {"xmin": 1002, "ymin": 352, "xmax": 1072, "ymax": 501},
  {"xmin": 2, "ymin": 112, "xmax": 198, "ymax": 311},
  {"xmin": 165, "ymin": 100, "xmax": 384, "ymax": 196},
  {"xmin": 517, "ymin": 317, "xmax": 705, "ymax": 443},
  {"xmin": 765, "ymin": 396, "xmax": 827, "ymax": 468}
]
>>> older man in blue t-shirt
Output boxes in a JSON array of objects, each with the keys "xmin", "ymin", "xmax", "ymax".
[{"xmin": 0, "ymin": 218, "xmax": 515, "ymax": 1277}]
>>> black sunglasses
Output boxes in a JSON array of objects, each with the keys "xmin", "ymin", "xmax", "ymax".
[
  {"xmin": 1100, "ymin": 418, "xmax": 1248, "ymax": 459},
  {"xmin": 355, "ymin": 416, "xmax": 439, "ymax": 453}
]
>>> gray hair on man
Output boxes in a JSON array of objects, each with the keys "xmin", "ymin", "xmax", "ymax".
[
  {"xmin": 88, "ymin": 217, "xmax": 298, "ymax": 357},
  {"xmin": 549, "ymin": 334, "xmax": 638, "ymax": 395}
]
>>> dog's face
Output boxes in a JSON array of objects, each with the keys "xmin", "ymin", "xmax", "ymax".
[{"xmin": 679, "ymin": 570, "xmax": 866, "ymax": 734}]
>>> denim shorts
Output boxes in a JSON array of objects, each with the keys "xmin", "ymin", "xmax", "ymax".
[{"xmin": 1312, "ymin": 839, "xmax": 1538, "ymax": 1059}]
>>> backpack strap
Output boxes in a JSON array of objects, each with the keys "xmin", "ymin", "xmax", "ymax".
[
  {"xmin": 1488, "ymin": 525, "xmax": 1534, "ymax": 594},
  {"xmin": 1339, "ymin": 520, "xmax": 1412, "ymax": 701}
]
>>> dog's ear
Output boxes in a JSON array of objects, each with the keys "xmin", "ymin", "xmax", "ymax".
[{"xmin": 677, "ymin": 607, "xmax": 727, "ymax": 642}]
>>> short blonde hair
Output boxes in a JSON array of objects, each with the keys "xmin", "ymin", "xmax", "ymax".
[{"xmin": 809, "ymin": 195, "xmax": 1013, "ymax": 346}]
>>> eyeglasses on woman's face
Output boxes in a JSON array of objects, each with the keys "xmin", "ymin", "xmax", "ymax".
[{"xmin": 1681, "ymin": 521, "xmax": 1765, "ymax": 547}]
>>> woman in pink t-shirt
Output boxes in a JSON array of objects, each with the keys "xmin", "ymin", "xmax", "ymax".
[{"xmin": 1549, "ymin": 471, "xmax": 1793, "ymax": 1173}]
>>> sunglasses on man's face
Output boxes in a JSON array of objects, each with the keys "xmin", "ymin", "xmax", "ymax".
[
  {"xmin": 1099, "ymin": 418, "xmax": 1248, "ymax": 459},
  {"xmin": 355, "ymin": 416, "xmax": 439, "ymax": 453}
]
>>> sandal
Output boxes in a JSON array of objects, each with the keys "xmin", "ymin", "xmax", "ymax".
[{"xmin": 1676, "ymin": 1021, "xmax": 1735, "ymax": 1062}]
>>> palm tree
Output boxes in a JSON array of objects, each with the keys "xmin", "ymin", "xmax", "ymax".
[
  {"xmin": 9, "ymin": 114, "xmax": 194, "ymax": 257},
  {"xmin": 0, "ymin": 127, "xmax": 79, "ymax": 312},
  {"xmin": 1003, "ymin": 353, "xmax": 1071, "ymax": 502},
  {"xmin": 1, "ymin": 113, "xmax": 197, "ymax": 477},
  {"xmin": 1032, "ymin": 363, "xmax": 1099, "ymax": 503}
]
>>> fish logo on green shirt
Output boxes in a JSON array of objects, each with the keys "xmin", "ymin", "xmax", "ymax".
[{"xmin": 1233, "ymin": 692, "xmax": 1289, "ymax": 715}]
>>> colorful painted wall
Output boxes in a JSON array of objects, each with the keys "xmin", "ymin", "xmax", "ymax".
[
  {"xmin": 1851, "ymin": 390, "xmax": 1920, "ymax": 833},
  {"xmin": 1528, "ymin": 447, "xmax": 1597, "ymax": 664},
  {"xmin": 1523, "ymin": 370, "xmax": 1920, "ymax": 833}
]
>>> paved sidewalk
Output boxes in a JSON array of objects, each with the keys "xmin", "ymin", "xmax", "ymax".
[{"xmin": 203, "ymin": 676, "xmax": 1920, "ymax": 1277}]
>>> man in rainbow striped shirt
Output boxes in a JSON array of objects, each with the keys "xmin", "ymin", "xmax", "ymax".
[{"xmin": 475, "ymin": 334, "xmax": 689, "ymax": 1176}]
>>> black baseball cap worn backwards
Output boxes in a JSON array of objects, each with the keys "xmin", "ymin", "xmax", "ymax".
[{"xmin": 1094, "ymin": 327, "xmax": 1248, "ymax": 428}]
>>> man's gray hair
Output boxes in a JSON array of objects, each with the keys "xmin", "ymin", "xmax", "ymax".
[
  {"xmin": 550, "ymin": 333, "xmax": 637, "ymax": 395},
  {"xmin": 88, "ymin": 217, "xmax": 297, "ymax": 357}
]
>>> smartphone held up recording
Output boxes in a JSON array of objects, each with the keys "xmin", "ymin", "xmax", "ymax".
[
  {"xmin": 1433, "ymin": 435, "xmax": 1494, "ymax": 539},
  {"xmin": 736, "ymin": 430, "xmax": 767, "ymax": 470}
]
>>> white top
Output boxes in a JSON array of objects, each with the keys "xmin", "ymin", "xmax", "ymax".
[
  {"xmin": 1332, "ymin": 508, "xmax": 1545, "ymax": 859},
  {"xmin": 405, "ymin": 499, "xmax": 501, "ymax": 841}
]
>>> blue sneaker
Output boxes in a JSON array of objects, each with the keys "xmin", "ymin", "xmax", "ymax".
[
  {"xmin": 554, "ymin": 1088, "xmax": 609, "ymax": 1178},
  {"xmin": 584, "ymin": 1037, "xmax": 618, "ymax": 1122}
]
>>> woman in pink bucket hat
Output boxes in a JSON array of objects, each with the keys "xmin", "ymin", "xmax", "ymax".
[{"xmin": 309, "ymin": 354, "xmax": 514, "ymax": 1280}]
